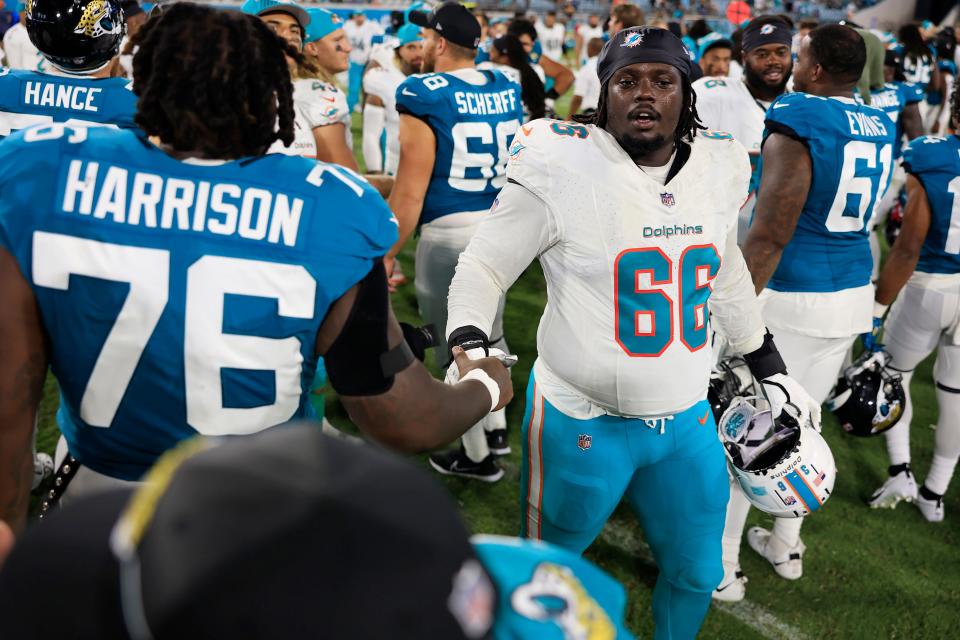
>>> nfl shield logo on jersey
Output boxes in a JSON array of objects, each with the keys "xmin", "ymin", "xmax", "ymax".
[
  {"xmin": 660, "ymin": 192, "xmax": 676, "ymax": 207},
  {"xmin": 577, "ymin": 434, "xmax": 592, "ymax": 451}
]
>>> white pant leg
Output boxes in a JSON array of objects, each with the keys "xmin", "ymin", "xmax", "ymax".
[
  {"xmin": 54, "ymin": 436, "xmax": 141, "ymax": 508},
  {"xmin": 772, "ymin": 328, "xmax": 857, "ymax": 405},
  {"xmin": 884, "ymin": 282, "xmax": 958, "ymax": 468}
]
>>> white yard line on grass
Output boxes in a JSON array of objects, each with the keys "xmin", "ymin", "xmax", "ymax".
[{"xmin": 599, "ymin": 521, "xmax": 810, "ymax": 640}]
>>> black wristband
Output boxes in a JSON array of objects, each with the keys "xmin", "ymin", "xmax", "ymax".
[
  {"xmin": 400, "ymin": 322, "xmax": 438, "ymax": 362},
  {"xmin": 546, "ymin": 88, "xmax": 560, "ymax": 100},
  {"xmin": 448, "ymin": 325, "xmax": 490, "ymax": 359},
  {"xmin": 743, "ymin": 331, "xmax": 787, "ymax": 380}
]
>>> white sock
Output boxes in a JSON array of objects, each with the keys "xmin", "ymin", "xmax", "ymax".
[
  {"xmin": 772, "ymin": 516, "xmax": 803, "ymax": 548},
  {"xmin": 721, "ymin": 477, "xmax": 752, "ymax": 566},
  {"xmin": 484, "ymin": 407, "xmax": 506, "ymax": 432},
  {"xmin": 884, "ymin": 370, "xmax": 914, "ymax": 467},
  {"xmin": 461, "ymin": 422, "xmax": 490, "ymax": 463},
  {"xmin": 925, "ymin": 385, "xmax": 960, "ymax": 494}
]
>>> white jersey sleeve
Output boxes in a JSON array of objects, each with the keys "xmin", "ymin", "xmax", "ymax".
[
  {"xmin": 362, "ymin": 67, "xmax": 394, "ymax": 104},
  {"xmin": 297, "ymin": 80, "xmax": 349, "ymax": 129},
  {"xmin": 447, "ymin": 182, "xmax": 560, "ymax": 339}
]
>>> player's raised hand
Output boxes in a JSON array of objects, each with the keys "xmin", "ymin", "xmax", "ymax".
[{"xmin": 451, "ymin": 346, "xmax": 514, "ymax": 412}]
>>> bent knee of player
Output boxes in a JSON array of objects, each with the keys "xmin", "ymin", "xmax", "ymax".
[{"xmin": 665, "ymin": 559, "xmax": 724, "ymax": 594}]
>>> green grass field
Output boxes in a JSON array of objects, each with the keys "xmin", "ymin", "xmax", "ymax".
[{"xmin": 32, "ymin": 103, "xmax": 960, "ymax": 639}]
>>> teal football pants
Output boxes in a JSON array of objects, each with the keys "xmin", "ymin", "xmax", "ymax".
[{"xmin": 519, "ymin": 369, "xmax": 729, "ymax": 640}]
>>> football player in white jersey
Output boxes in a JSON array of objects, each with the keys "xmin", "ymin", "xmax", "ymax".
[
  {"xmin": 362, "ymin": 23, "xmax": 423, "ymax": 176},
  {"xmin": 693, "ymin": 16, "xmax": 794, "ymax": 243},
  {"xmin": 299, "ymin": 7, "xmax": 358, "ymax": 171},
  {"xmin": 575, "ymin": 13, "xmax": 603, "ymax": 66},
  {"xmin": 723, "ymin": 25, "xmax": 895, "ymax": 599},
  {"xmin": 535, "ymin": 11, "xmax": 565, "ymax": 63},
  {"xmin": 2, "ymin": 0, "xmax": 45, "ymax": 71},
  {"xmin": 445, "ymin": 27, "xmax": 818, "ymax": 640}
]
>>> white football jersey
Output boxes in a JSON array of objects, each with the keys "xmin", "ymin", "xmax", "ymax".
[
  {"xmin": 2, "ymin": 23, "xmax": 46, "ymax": 72},
  {"xmin": 362, "ymin": 64, "xmax": 405, "ymax": 174},
  {"xmin": 484, "ymin": 120, "xmax": 753, "ymax": 416},
  {"xmin": 535, "ymin": 22, "xmax": 567, "ymax": 61},
  {"xmin": 269, "ymin": 78, "xmax": 350, "ymax": 158},
  {"xmin": 693, "ymin": 76, "xmax": 778, "ymax": 240}
]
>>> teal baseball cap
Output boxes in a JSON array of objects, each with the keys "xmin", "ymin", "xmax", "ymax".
[
  {"xmin": 396, "ymin": 23, "xmax": 423, "ymax": 47},
  {"xmin": 305, "ymin": 7, "xmax": 343, "ymax": 43},
  {"xmin": 698, "ymin": 32, "xmax": 732, "ymax": 59},
  {"xmin": 240, "ymin": 0, "xmax": 310, "ymax": 32}
]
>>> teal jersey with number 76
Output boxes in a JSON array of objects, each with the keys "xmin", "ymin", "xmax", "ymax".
[{"xmin": 0, "ymin": 125, "xmax": 397, "ymax": 480}]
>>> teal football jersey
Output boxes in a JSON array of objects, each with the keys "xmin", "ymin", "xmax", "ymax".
[
  {"xmin": 763, "ymin": 92, "xmax": 896, "ymax": 293},
  {"xmin": 0, "ymin": 68, "xmax": 137, "ymax": 139},
  {"xmin": 0, "ymin": 124, "xmax": 397, "ymax": 480},
  {"xmin": 395, "ymin": 68, "xmax": 522, "ymax": 224},
  {"xmin": 903, "ymin": 135, "xmax": 960, "ymax": 275},
  {"xmin": 473, "ymin": 535, "xmax": 634, "ymax": 639}
]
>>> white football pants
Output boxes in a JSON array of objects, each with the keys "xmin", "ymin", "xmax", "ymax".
[{"xmin": 883, "ymin": 280, "xmax": 960, "ymax": 495}]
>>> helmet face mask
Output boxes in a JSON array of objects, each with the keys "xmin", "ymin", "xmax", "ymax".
[
  {"xmin": 27, "ymin": 0, "xmax": 126, "ymax": 74},
  {"xmin": 719, "ymin": 396, "xmax": 836, "ymax": 518},
  {"xmin": 826, "ymin": 351, "xmax": 905, "ymax": 437},
  {"xmin": 708, "ymin": 356, "xmax": 756, "ymax": 422}
]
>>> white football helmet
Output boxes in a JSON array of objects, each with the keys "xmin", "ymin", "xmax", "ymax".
[{"xmin": 719, "ymin": 396, "xmax": 836, "ymax": 518}]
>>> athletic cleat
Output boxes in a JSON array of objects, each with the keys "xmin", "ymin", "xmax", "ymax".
[
  {"xmin": 32, "ymin": 453, "xmax": 54, "ymax": 491},
  {"xmin": 869, "ymin": 466, "xmax": 918, "ymax": 509},
  {"xmin": 429, "ymin": 448, "xmax": 503, "ymax": 483},
  {"xmin": 747, "ymin": 526, "xmax": 805, "ymax": 580},
  {"xmin": 486, "ymin": 429, "xmax": 511, "ymax": 456},
  {"xmin": 712, "ymin": 562, "xmax": 748, "ymax": 602},
  {"xmin": 915, "ymin": 486, "xmax": 945, "ymax": 522}
]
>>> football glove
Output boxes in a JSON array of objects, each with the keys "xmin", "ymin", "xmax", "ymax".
[
  {"xmin": 860, "ymin": 303, "xmax": 889, "ymax": 353},
  {"xmin": 759, "ymin": 373, "xmax": 822, "ymax": 432}
]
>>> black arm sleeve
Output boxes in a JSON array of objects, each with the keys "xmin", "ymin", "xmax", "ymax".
[{"xmin": 324, "ymin": 263, "xmax": 399, "ymax": 396}]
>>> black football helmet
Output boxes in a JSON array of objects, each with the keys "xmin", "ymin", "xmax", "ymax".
[
  {"xmin": 27, "ymin": 0, "xmax": 125, "ymax": 73},
  {"xmin": 826, "ymin": 351, "xmax": 905, "ymax": 437},
  {"xmin": 708, "ymin": 356, "xmax": 756, "ymax": 422}
]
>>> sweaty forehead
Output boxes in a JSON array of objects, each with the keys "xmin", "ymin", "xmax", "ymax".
[{"xmin": 611, "ymin": 62, "xmax": 682, "ymax": 79}]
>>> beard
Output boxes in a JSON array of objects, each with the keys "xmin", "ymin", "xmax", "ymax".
[
  {"xmin": 420, "ymin": 51, "xmax": 435, "ymax": 73},
  {"xmin": 745, "ymin": 62, "xmax": 792, "ymax": 98},
  {"xmin": 613, "ymin": 130, "xmax": 670, "ymax": 164}
]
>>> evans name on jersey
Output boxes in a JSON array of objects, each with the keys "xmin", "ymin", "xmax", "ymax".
[{"xmin": 763, "ymin": 93, "xmax": 897, "ymax": 293}]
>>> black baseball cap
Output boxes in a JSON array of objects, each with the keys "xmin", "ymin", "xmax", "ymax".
[
  {"xmin": 0, "ymin": 424, "xmax": 495, "ymax": 639},
  {"xmin": 409, "ymin": 1, "xmax": 481, "ymax": 49}
]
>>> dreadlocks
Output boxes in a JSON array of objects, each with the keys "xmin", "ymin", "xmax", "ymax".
[
  {"xmin": 132, "ymin": 3, "xmax": 302, "ymax": 158},
  {"xmin": 573, "ymin": 75, "xmax": 706, "ymax": 148}
]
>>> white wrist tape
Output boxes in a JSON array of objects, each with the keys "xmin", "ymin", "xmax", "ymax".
[{"xmin": 461, "ymin": 369, "xmax": 499, "ymax": 412}]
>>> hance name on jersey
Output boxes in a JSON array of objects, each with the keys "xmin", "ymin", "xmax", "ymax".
[
  {"xmin": 870, "ymin": 89, "xmax": 902, "ymax": 111},
  {"xmin": 61, "ymin": 160, "xmax": 303, "ymax": 247},
  {"xmin": 845, "ymin": 111, "xmax": 889, "ymax": 138},
  {"xmin": 23, "ymin": 81, "xmax": 104, "ymax": 113},
  {"xmin": 454, "ymin": 89, "xmax": 519, "ymax": 116}
]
